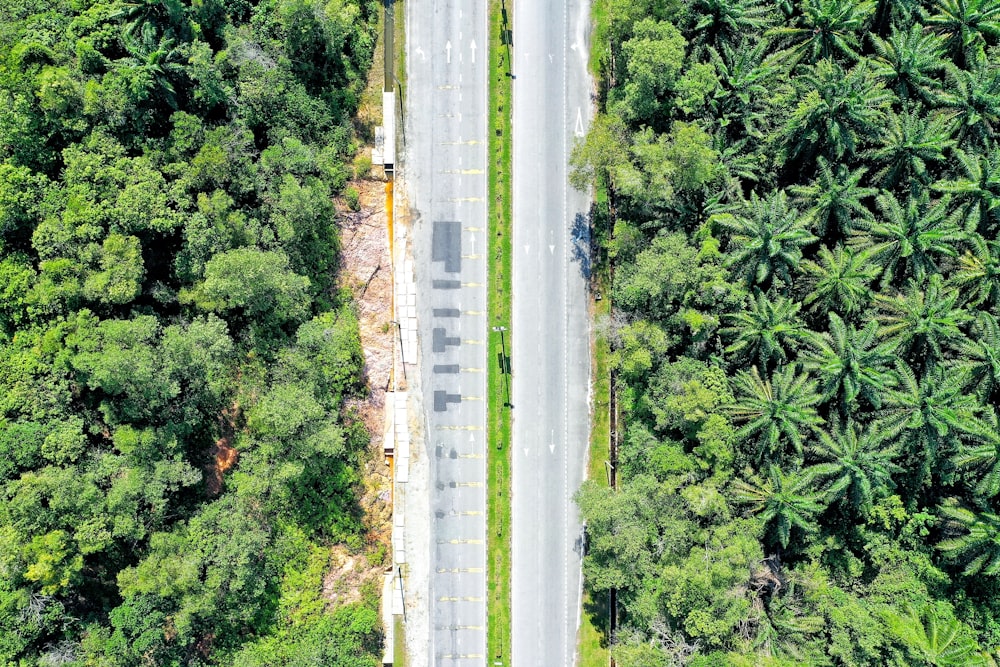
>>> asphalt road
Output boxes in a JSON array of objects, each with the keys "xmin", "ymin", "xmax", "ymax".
[
  {"xmin": 404, "ymin": 0, "xmax": 489, "ymax": 663},
  {"xmin": 510, "ymin": 0, "xmax": 593, "ymax": 664}
]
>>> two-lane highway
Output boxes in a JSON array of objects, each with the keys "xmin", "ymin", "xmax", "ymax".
[
  {"xmin": 405, "ymin": 0, "xmax": 489, "ymax": 664},
  {"xmin": 511, "ymin": 0, "xmax": 593, "ymax": 664}
]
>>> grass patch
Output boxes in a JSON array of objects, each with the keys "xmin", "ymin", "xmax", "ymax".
[
  {"xmin": 487, "ymin": 0, "xmax": 514, "ymax": 662},
  {"xmin": 393, "ymin": 614, "xmax": 407, "ymax": 667}
]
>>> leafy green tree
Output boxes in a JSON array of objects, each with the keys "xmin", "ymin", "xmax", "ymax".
[
  {"xmin": 789, "ymin": 158, "xmax": 877, "ymax": 240},
  {"xmin": 767, "ymin": 0, "xmax": 875, "ymax": 65},
  {"xmin": 722, "ymin": 291, "xmax": 809, "ymax": 368},
  {"xmin": 809, "ymin": 423, "xmax": 901, "ymax": 514},
  {"xmin": 713, "ymin": 190, "xmax": 817, "ymax": 287},
  {"xmin": 870, "ymin": 23, "xmax": 948, "ymax": 102},
  {"xmin": 182, "ymin": 247, "xmax": 311, "ymax": 335},
  {"xmin": 726, "ymin": 365, "xmax": 825, "ymax": 462},
  {"xmin": 613, "ymin": 19, "xmax": 687, "ymax": 126},
  {"xmin": 732, "ymin": 465, "xmax": 826, "ymax": 549},
  {"xmin": 798, "ymin": 244, "xmax": 880, "ymax": 315},
  {"xmin": 801, "ymin": 312, "xmax": 896, "ymax": 410}
]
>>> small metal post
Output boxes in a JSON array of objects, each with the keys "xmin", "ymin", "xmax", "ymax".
[
  {"xmin": 492, "ymin": 326, "xmax": 511, "ymax": 407},
  {"xmin": 391, "ymin": 320, "xmax": 407, "ymax": 380}
]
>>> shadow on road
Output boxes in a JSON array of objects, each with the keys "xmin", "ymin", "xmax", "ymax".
[{"xmin": 570, "ymin": 211, "xmax": 592, "ymax": 280}]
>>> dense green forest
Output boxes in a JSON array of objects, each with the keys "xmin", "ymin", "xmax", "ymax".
[
  {"xmin": 0, "ymin": 0, "xmax": 383, "ymax": 663},
  {"xmin": 573, "ymin": 0, "xmax": 1000, "ymax": 664}
]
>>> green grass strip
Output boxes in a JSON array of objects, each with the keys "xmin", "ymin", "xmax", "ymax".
[{"xmin": 487, "ymin": 0, "xmax": 514, "ymax": 662}]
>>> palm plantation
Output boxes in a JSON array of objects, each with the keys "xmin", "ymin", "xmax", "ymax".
[{"xmin": 574, "ymin": 0, "xmax": 1000, "ymax": 663}]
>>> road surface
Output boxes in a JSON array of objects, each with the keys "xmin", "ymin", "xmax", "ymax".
[
  {"xmin": 404, "ymin": 0, "xmax": 489, "ymax": 663},
  {"xmin": 511, "ymin": 0, "xmax": 593, "ymax": 664}
]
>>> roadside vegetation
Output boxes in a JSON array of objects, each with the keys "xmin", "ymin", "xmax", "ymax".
[
  {"xmin": 573, "ymin": 0, "xmax": 1000, "ymax": 664},
  {"xmin": 487, "ymin": 0, "xmax": 514, "ymax": 660},
  {"xmin": 0, "ymin": 0, "xmax": 385, "ymax": 664}
]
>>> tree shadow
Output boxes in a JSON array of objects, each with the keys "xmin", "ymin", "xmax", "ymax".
[
  {"xmin": 570, "ymin": 211, "xmax": 592, "ymax": 280},
  {"xmin": 582, "ymin": 586, "xmax": 613, "ymax": 649}
]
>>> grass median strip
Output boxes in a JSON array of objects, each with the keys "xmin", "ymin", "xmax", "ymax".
[{"xmin": 487, "ymin": 0, "xmax": 514, "ymax": 662}]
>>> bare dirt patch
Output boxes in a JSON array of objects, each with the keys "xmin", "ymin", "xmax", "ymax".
[{"xmin": 324, "ymin": 174, "xmax": 396, "ymax": 602}]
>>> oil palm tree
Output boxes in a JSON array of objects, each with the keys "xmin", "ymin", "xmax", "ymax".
[
  {"xmin": 873, "ymin": 0, "xmax": 924, "ymax": 37},
  {"xmin": 923, "ymin": 0, "xmax": 1000, "ymax": 68},
  {"xmin": 939, "ymin": 63, "xmax": 1000, "ymax": 148},
  {"xmin": 950, "ymin": 236, "xmax": 1000, "ymax": 308},
  {"xmin": 691, "ymin": 0, "xmax": 780, "ymax": 49},
  {"xmin": 722, "ymin": 291, "xmax": 810, "ymax": 369},
  {"xmin": 767, "ymin": 0, "xmax": 876, "ymax": 65},
  {"xmin": 952, "ymin": 424, "xmax": 1000, "ymax": 499},
  {"xmin": 732, "ymin": 465, "xmax": 827, "ymax": 549},
  {"xmin": 798, "ymin": 244, "xmax": 880, "ymax": 315},
  {"xmin": 809, "ymin": 422, "xmax": 901, "ymax": 514},
  {"xmin": 948, "ymin": 311, "xmax": 1000, "ymax": 400},
  {"xmin": 870, "ymin": 24, "xmax": 948, "ymax": 103},
  {"xmin": 727, "ymin": 365, "xmax": 825, "ymax": 463},
  {"xmin": 709, "ymin": 39, "xmax": 777, "ymax": 140},
  {"xmin": 932, "ymin": 149, "xmax": 1000, "ymax": 234},
  {"xmin": 882, "ymin": 602, "xmax": 986, "ymax": 665},
  {"xmin": 714, "ymin": 190, "xmax": 818, "ymax": 288},
  {"xmin": 788, "ymin": 157, "xmax": 877, "ymax": 240},
  {"xmin": 938, "ymin": 499, "xmax": 1000, "ymax": 577},
  {"xmin": 116, "ymin": 23, "xmax": 186, "ymax": 108},
  {"xmin": 853, "ymin": 192, "xmax": 966, "ymax": 285},
  {"xmin": 864, "ymin": 110, "xmax": 956, "ymax": 192},
  {"xmin": 873, "ymin": 362, "xmax": 994, "ymax": 478},
  {"xmin": 801, "ymin": 312, "xmax": 896, "ymax": 410},
  {"xmin": 874, "ymin": 274, "xmax": 971, "ymax": 363},
  {"xmin": 781, "ymin": 59, "xmax": 892, "ymax": 165}
]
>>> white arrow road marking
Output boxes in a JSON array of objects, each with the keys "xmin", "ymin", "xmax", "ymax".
[
  {"xmin": 446, "ymin": 40, "xmax": 452, "ymax": 63},
  {"xmin": 470, "ymin": 40, "xmax": 477, "ymax": 64},
  {"xmin": 416, "ymin": 46, "xmax": 426, "ymax": 61},
  {"xmin": 549, "ymin": 245, "xmax": 555, "ymax": 254},
  {"xmin": 523, "ymin": 448, "xmax": 530, "ymax": 457},
  {"xmin": 469, "ymin": 233, "xmax": 476, "ymax": 253},
  {"xmin": 549, "ymin": 53, "xmax": 554, "ymax": 63},
  {"xmin": 549, "ymin": 429, "xmax": 556, "ymax": 453},
  {"xmin": 575, "ymin": 108, "xmax": 585, "ymax": 137},
  {"xmin": 570, "ymin": 42, "xmax": 578, "ymax": 51},
  {"xmin": 524, "ymin": 244, "xmax": 530, "ymax": 254}
]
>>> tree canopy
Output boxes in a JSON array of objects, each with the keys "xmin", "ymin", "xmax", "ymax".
[{"xmin": 0, "ymin": 0, "xmax": 381, "ymax": 663}]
